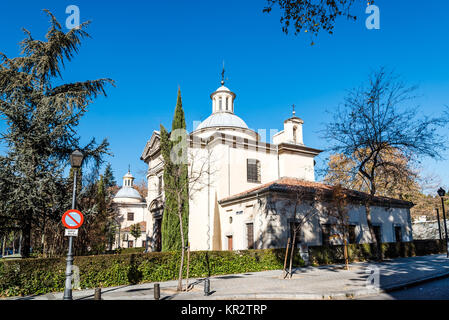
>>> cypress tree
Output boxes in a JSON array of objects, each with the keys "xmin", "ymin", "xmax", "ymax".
[
  {"xmin": 160, "ymin": 124, "xmax": 179, "ymax": 251},
  {"xmin": 160, "ymin": 89, "xmax": 189, "ymax": 252}
]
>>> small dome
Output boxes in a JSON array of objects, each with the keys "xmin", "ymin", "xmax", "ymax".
[
  {"xmin": 123, "ymin": 172, "xmax": 133, "ymax": 178},
  {"xmin": 215, "ymin": 85, "xmax": 230, "ymax": 92},
  {"xmin": 196, "ymin": 112, "xmax": 248, "ymax": 130},
  {"xmin": 114, "ymin": 187, "xmax": 143, "ymax": 201}
]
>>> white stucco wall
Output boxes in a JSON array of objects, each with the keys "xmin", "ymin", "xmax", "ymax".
[
  {"xmin": 219, "ymin": 194, "xmax": 413, "ymax": 250},
  {"xmin": 113, "ymin": 201, "xmax": 148, "ymax": 248},
  {"xmin": 278, "ymin": 152, "xmax": 315, "ymax": 181}
]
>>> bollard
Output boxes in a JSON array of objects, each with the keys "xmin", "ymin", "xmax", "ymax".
[
  {"xmin": 94, "ymin": 288, "xmax": 101, "ymax": 300},
  {"xmin": 204, "ymin": 278, "xmax": 210, "ymax": 296},
  {"xmin": 154, "ymin": 283, "xmax": 160, "ymax": 300}
]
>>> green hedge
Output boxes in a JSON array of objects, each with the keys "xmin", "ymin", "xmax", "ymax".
[
  {"xmin": 0, "ymin": 249, "xmax": 290, "ymax": 297},
  {"xmin": 0, "ymin": 240, "xmax": 445, "ymax": 297},
  {"xmin": 309, "ymin": 239, "xmax": 446, "ymax": 266},
  {"xmin": 110, "ymin": 247, "xmax": 146, "ymax": 255}
]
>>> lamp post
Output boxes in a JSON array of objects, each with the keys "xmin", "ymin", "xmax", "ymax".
[
  {"xmin": 63, "ymin": 150, "xmax": 84, "ymax": 300},
  {"xmin": 437, "ymin": 188, "xmax": 449, "ymax": 258}
]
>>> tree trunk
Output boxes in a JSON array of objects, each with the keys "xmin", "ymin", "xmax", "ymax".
[
  {"xmin": 364, "ymin": 201, "xmax": 380, "ymax": 260},
  {"xmin": 343, "ymin": 239, "xmax": 349, "ymax": 270},
  {"xmin": 177, "ymin": 198, "xmax": 185, "ymax": 292},
  {"xmin": 42, "ymin": 233, "xmax": 47, "ymax": 258},
  {"xmin": 288, "ymin": 231, "xmax": 297, "ymax": 278},
  {"xmin": 1, "ymin": 235, "xmax": 6, "ymax": 256},
  {"xmin": 21, "ymin": 212, "xmax": 32, "ymax": 258},
  {"xmin": 185, "ymin": 243, "xmax": 190, "ymax": 291},
  {"xmin": 18, "ymin": 231, "xmax": 22, "ymax": 256},
  {"xmin": 283, "ymin": 237, "xmax": 291, "ymax": 279}
]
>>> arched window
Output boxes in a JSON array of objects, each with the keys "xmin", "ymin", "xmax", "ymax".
[
  {"xmin": 293, "ymin": 126, "xmax": 297, "ymax": 143},
  {"xmin": 226, "ymin": 97, "xmax": 229, "ymax": 111},
  {"xmin": 219, "ymin": 97, "xmax": 222, "ymax": 111}
]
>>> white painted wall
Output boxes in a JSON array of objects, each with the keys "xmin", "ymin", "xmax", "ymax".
[
  {"xmin": 220, "ymin": 195, "xmax": 413, "ymax": 250},
  {"xmin": 112, "ymin": 201, "xmax": 148, "ymax": 248}
]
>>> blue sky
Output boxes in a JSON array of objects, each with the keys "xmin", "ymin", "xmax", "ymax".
[{"xmin": 0, "ymin": 0, "xmax": 448, "ymax": 191}]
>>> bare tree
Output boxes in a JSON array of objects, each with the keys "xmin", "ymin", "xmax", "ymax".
[
  {"xmin": 279, "ymin": 186, "xmax": 324, "ymax": 278},
  {"xmin": 323, "ymin": 67, "xmax": 449, "ymax": 254},
  {"xmin": 326, "ymin": 184, "xmax": 350, "ymax": 270}
]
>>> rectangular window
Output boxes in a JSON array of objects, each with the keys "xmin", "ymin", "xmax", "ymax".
[
  {"xmin": 394, "ymin": 226, "xmax": 402, "ymax": 243},
  {"xmin": 246, "ymin": 223, "xmax": 254, "ymax": 249},
  {"xmin": 322, "ymin": 224, "xmax": 331, "ymax": 246},
  {"xmin": 348, "ymin": 225, "xmax": 357, "ymax": 244},
  {"xmin": 373, "ymin": 225, "xmax": 382, "ymax": 244},
  {"xmin": 127, "ymin": 212, "xmax": 134, "ymax": 221},
  {"xmin": 247, "ymin": 159, "xmax": 261, "ymax": 183}
]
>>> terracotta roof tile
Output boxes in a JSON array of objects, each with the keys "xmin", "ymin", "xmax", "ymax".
[
  {"xmin": 122, "ymin": 221, "xmax": 147, "ymax": 232},
  {"xmin": 219, "ymin": 177, "xmax": 413, "ymax": 208}
]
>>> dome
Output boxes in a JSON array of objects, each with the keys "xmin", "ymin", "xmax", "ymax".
[
  {"xmin": 114, "ymin": 169, "xmax": 142, "ymax": 201},
  {"xmin": 196, "ymin": 112, "xmax": 248, "ymax": 130},
  {"xmin": 114, "ymin": 187, "xmax": 143, "ymax": 201},
  {"xmin": 215, "ymin": 85, "xmax": 231, "ymax": 92},
  {"xmin": 123, "ymin": 172, "xmax": 133, "ymax": 179}
]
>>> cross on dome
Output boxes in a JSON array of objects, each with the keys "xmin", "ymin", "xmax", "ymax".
[{"xmin": 221, "ymin": 61, "xmax": 226, "ymax": 86}]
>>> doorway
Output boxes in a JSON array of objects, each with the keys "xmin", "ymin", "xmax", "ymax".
[
  {"xmin": 246, "ymin": 223, "xmax": 254, "ymax": 249},
  {"xmin": 227, "ymin": 235, "xmax": 233, "ymax": 251},
  {"xmin": 154, "ymin": 217, "xmax": 162, "ymax": 252},
  {"xmin": 373, "ymin": 225, "xmax": 382, "ymax": 244},
  {"xmin": 394, "ymin": 226, "xmax": 402, "ymax": 243}
]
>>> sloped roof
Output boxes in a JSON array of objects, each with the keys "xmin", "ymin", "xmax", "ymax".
[
  {"xmin": 122, "ymin": 221, "xmax": 147, "ymax": 232},
  {"xmin": 219, "ymin": 177, "xmax": 414, "ymax": 208}
]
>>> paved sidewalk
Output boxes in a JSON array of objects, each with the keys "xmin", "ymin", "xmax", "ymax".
[{"xmin": 7, "ymin": 254, "xmax": 449, "ymax": 300}]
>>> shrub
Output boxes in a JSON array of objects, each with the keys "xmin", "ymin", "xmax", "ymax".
[
  {"xmin": 309, "ymin": 239, "xmax": 443, "ymax": 266},
  {"xmin": 0, "ymin": 249, "xmax": 291, "ymax": 297},
  {"xmin": 0, "ymin": 239, "xmax": 444, "ymax": 297},
  {"xmin": 113, "ymin": 247, "xmax": 146, "ymax": 255}
]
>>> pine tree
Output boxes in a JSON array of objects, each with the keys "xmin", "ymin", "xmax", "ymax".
[
  {"xmin": 0, "ymin": 10, "xmax": 113, "ymax": 257},
  {"xmin": 103, "ymin": 163, "xmax": 117, "ymax": 190}
]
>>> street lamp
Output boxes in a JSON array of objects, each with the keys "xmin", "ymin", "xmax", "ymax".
[
  {"xmin": 63, "ymin": 150, "xmax": 84, "ymax": 300},
  {"xmin": 437, "ymin": 187, "xmax": 449, "ymax": 258},
  {"xmin": 70, "ymin": 150, "xmax": 84, "ymax": 168}
]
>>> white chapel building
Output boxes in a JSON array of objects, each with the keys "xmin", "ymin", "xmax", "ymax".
[
  {"xmin": 117, "ymin": 79, "xmax": 414, "ymax": 251},
  {"xmin": 113, "ymin": 171, "xmax": 147, "ymax": 248}
]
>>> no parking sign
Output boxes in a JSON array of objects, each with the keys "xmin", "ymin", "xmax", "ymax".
[{"xmin": 62, "ymin": 209, "xmax": 84, "ymax": 233}]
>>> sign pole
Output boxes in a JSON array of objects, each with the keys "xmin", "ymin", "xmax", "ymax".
[{"xmin": 63, "ymin": 169, "xmax": 77, "ymax": 300}]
